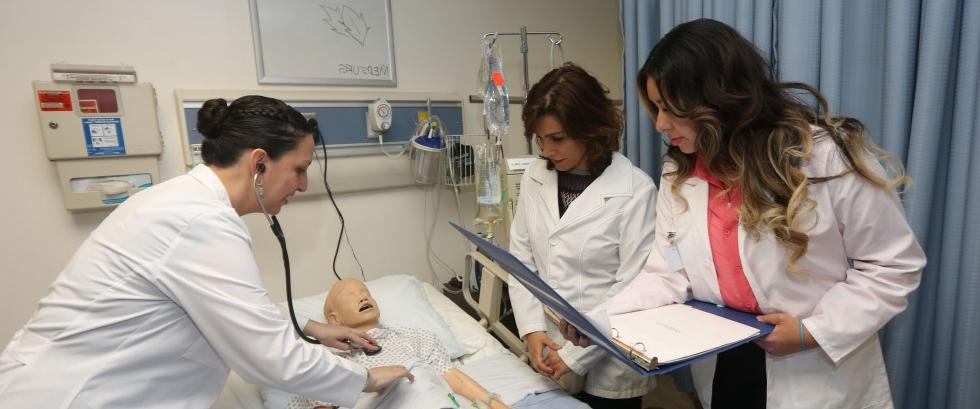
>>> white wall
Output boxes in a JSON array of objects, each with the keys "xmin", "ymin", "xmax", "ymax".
[{"xmin": 0, "ymin": 0, "xmax": 623, "ymax": 343}]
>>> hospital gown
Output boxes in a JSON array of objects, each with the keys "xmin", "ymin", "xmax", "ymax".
[{"xmin": 287, "ymin": 326, "xmax": 453, "ymax": 409}]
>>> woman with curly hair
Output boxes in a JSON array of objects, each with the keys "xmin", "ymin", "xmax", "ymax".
[{"xmin": 564, "ymin": 19, "xmax": 926, "ymax": 409}]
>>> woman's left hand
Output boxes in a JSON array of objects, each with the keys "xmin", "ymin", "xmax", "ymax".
[{"xmin": 754, "ymin": 312, "xmax": 814, "ymax": 356}]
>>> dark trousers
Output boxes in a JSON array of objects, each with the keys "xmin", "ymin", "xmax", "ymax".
[
  {"xmin": 711, "ymin": 342, "xmax": 767, "ymax": 409},
  {"xmin": 574, "ymin": 392, "xmax": 643, "ymax": 409}
]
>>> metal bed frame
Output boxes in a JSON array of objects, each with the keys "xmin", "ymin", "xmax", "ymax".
[{"xmin": 460, "ymin": 251, "xmax": 527, "ymax": 361}]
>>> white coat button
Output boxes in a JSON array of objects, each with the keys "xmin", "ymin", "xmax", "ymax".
[
  {"xmin": 549, "ymin": 279, "xmax": 559, "ymax": 287},
  {"xmin": 550, "ymin": 240, "xmax": 558, "ymax": 247}
]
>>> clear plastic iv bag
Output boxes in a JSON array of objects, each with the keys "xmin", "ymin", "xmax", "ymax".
[
  {"xmin": 473, "ymin": 139, "xmax": 503, "ymax": 240},
  {"xmin": 482, "ymin": 38, "xmax": 510, "ymax": 141}
]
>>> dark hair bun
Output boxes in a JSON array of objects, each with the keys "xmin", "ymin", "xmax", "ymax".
[{"xmin": 197, "ymin": 98, "xmax": 230, "ymax": 139}]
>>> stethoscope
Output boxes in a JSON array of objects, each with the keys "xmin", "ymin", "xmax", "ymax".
[
  {"xmin": 252, "ymin": 164, "xmax": 320, "ymax": 345},
  {"xmin": 252, "ymin": 164, "xmax": 380, "ymax": 354}
]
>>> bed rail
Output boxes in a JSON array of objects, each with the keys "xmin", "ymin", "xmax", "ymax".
[{"xmin": 462, "ymin": 251, "xmax": 527, "ymax": 360}]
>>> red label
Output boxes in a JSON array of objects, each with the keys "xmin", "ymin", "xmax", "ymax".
[
  {"xmin": 38, "ymin": 91, "xmax": 72, "ymax": 112},
  {"xmin": 491, "ymin": 71, "xmax": 505, "ymax": 86}
]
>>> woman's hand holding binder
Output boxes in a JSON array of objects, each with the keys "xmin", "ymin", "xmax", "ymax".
[
  {"xmin": 754, "ymin": 312, "xmax": 815, "ymax": 356},
  {"xmin": 559, "ymin": 318, "xmax": 590, "ymax": 347}
]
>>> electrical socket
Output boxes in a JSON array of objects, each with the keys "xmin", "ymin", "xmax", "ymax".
[{"xmin": 301, "ymin": 112, "xmax": 321, "ymax": 144}]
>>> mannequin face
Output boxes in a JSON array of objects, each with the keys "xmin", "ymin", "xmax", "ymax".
[
  {"xmin": 255, "ymin": 134, "xmax": 314, "ymax": 215},
  {"xmin": 324, "ymin": 278, "xmax": 381, "ymax": 331},
  {"xmin": 534, "ymin": 115, "xmax": 589, "ymax": 172},
  {"xmin": 645, "ymin": 78, "xmax": 699, "ymax": 154}
]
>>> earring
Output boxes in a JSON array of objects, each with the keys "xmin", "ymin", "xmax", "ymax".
[{"xmin": 255, "ymin": 175, "xmax": 264, "ymax": 197}]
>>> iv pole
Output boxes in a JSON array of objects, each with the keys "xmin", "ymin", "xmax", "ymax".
[{"xmin": 477, "ymin": 26, "xmax": 563, "ymax": 153}]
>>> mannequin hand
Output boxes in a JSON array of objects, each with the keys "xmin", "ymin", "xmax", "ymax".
[
  {"xmin": 755, "ymin": 312, "xmax": 814, "ymax": 356},
  {"xmin": 363, "ymin": 365, "xmax": 414, "ymax": 393},
  {"xmin": 306, "ymin": 320, "xmax": 378, "ymax": 352},
  {"xmin": 543, "ymin": 350, "xmax": 570, "ymax": 380},
  {"xmin": 559, "ymin": 319, "xmax": 590, "ymax": 347},
  {"xmin": 525, "ymin": 331, "xmax": 562, "ymax": 376}
]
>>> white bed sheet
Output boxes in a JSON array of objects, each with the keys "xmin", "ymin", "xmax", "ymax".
[{"xmin": 212, "ymin": 280, "xmax": 528, "ymax": 409}]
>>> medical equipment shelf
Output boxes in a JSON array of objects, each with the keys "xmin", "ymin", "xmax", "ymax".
[{"xmin": 441, "ymin": 133, "xmax": 487, "ymax": 187}]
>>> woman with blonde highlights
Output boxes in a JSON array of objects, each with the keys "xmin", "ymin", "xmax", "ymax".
[{"xmin": 562, "ymin": 19, "xmax": 926, "ymax": 409}]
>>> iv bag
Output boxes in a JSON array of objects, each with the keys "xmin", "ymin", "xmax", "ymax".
[
  {"xmin": 473, "ymin": 139, "xmax": 503, "ymax": 240},
  {"xmin": 482, "ymin": 39, "xmax": 510, "ymax": 140}
]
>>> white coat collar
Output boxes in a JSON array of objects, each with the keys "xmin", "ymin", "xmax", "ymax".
[
  {"xmin": 188, "ymin": 164, "xmax": 233, "ymax": 208},
  {"xmin": 527, "ymin": 152, "xmax": 635, "ymax": 231}
]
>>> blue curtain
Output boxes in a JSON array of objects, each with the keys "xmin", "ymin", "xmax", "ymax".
[{"xmin": 620, "ymin": 1, "xmax": 980, "ymax": 408}]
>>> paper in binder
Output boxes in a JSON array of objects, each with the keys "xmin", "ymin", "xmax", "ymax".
[
  {"xmin": 607, "ymin": 303, "xmax": 765, "ymax": 369},
  {"xmin": 450, "ymin": 221, "xmax": 773, "ymax": 376}
]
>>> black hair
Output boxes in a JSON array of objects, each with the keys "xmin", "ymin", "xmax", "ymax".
[{"xmin": 196, "ymin": 95, "xmax": 312, "ymax": 167}]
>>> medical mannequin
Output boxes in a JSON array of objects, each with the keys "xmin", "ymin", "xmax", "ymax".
[
  {"xmin": 0, "ymin": 96, "xmax": 410, "ymax": 408},
  {"xmin": 287, "ymin": 278, "xmax": 514, "ymax": 409},
  {"xmin": 507, "ymin": 63, "xmax": 658, "ymax": 409},
  {"xmin": 561, "ymin": 19, "xmax": 926, "ymax": 409}
]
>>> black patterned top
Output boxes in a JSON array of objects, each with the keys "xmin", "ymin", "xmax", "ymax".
[{"xmin": 558, "ymin": 170, "xmax": 597, "ymax": 217}]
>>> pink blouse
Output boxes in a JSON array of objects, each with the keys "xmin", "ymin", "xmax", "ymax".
[{"xmin": 692, "ymin": 158, "xmax": 761, "ymax": 314}]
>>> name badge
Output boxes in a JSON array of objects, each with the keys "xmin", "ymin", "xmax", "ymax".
[{"xmin": 665, "ymin": 232, "xmax": 684, "ymax": 272}]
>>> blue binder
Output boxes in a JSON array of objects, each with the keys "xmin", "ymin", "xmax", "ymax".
[{"xmin": 450, "ymin": 221, "xmax": 774, "ymax": 376}]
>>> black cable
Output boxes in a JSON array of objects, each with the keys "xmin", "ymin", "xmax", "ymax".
[
  {"xmin": 272, "ymin": 215, "xmax": 321, "ymax": 344},
  {"xmin": 310, "ymin": 119, "xmax": 366, "ymax": 281}
]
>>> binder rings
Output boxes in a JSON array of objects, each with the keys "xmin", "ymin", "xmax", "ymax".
[{"xmin": 450, "ymin": 221, "xmax": 774, "ymax": 376}]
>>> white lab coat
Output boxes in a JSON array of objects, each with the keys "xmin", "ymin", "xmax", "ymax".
[
  {"xmin": 508, "ymin": 152, "xmax": 658, "ymax": 399},
  {"xmin": 609, "ymin": 128, "xmax": 926, "ymax": 409},
  {"xmin": 0, "ymin": 165, "xmax": 367, "ymax": 409}
]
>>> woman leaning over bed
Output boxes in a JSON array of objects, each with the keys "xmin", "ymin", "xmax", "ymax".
[{"xmin": 507, "ymin": 62, "xmax": 658, "ymax": 409}]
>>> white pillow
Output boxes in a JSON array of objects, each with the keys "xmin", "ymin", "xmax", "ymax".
[
  {"xmin": 365, "ymin": 274, "xmax": 471, "ymax": 358},
  {"xmin": 281, "ymin": 274, "xmax": 470, "ymax": 359}
]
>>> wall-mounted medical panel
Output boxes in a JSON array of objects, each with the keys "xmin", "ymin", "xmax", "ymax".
[
  {"xmin": 34, "ymin": 73, "xmax": 163, "ymax": 211},
  {"xmin": 35, "ymin": 82, "xmax": 162, "ymax": 159},
  {"xmin": 175, "ymin": 90, "xmax": 468, "ymax": 194},
  {"xmin": 177, "ymin": 91, "xmax": 464, "ymax": 167}
]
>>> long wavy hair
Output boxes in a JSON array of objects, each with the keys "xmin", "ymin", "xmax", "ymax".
[
  {"xmin": 638, "ymin": 19, "xmax": 908, "ymax": 273},
  {"xmin": 523, "ymin": 62, "xmax": 623, "ymax": 174}
]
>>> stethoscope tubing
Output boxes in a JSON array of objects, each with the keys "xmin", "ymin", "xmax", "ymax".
[{"xmin": 254, "ymin": 172, "xmax": 321, "ymax": 345}]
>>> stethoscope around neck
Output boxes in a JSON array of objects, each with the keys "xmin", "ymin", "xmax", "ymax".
[{"xmin": 253, "ymin": 166, "xmax": 321, "ymax": 345}]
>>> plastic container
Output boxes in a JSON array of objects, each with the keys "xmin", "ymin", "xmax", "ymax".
[{"xmin": 410, "ymin": 136, "xmax": 446, "ymax": 184}]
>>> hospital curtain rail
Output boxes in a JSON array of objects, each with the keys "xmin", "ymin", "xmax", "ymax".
[{"xmin": 619, "ymin": 1, "xmax": 980, "ymax": 409}]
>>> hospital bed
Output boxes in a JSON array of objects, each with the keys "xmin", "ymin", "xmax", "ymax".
[{"xmin": 213, "ymin": 253, "xmax": 578, "ymax": 409}]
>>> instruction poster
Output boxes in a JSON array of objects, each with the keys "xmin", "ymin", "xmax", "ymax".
[{"xmin": 82, "ymin": 117, "xmax": 127, "ymax": 156}]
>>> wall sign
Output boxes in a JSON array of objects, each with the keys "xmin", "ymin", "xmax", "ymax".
[{"xmin": 249, "ymin": 0, "xmax": 396, "ymax": 86}]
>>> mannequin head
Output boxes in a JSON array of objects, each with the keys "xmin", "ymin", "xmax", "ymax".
[{"xmin": 323, "ymin": 278, "xmax": 381, "ymax": 332}]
